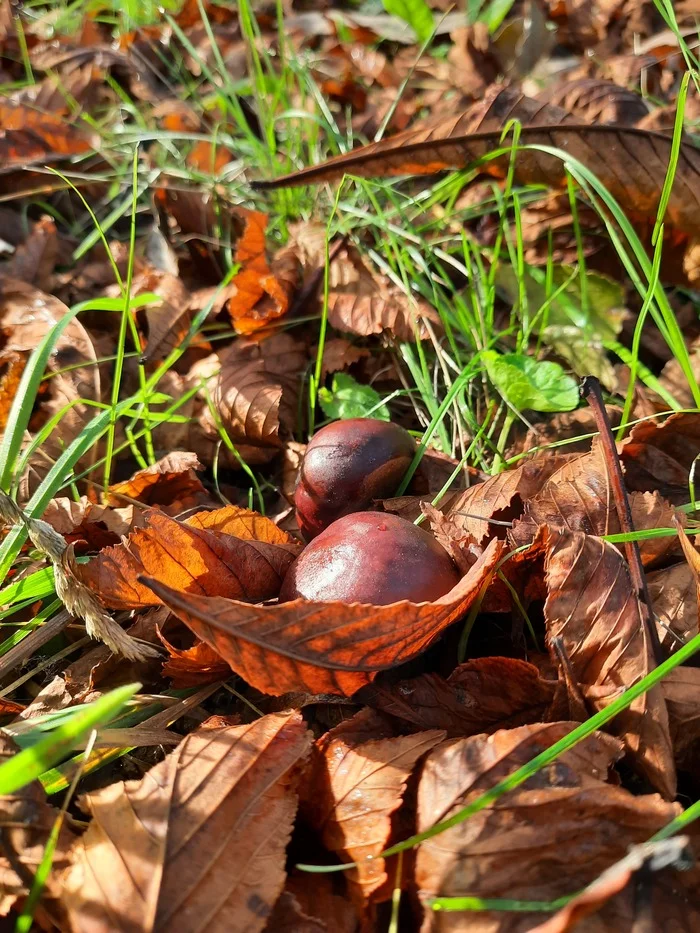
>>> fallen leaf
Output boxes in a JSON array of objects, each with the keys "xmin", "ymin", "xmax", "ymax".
[
  {"xmin": 140, "ymin": 538, "xmax": 503, "ymax": 696},
  {"xmin": 0, "ymin": 734, "xmax": 74, "ymax": 916},
  {"xmin": 254, "ymin": 85, "xmax": 700, "ymax": 244},
  {"xmin": 510, "ymin": 443, "xmax": 684, "ymax": 567},
  {"xmin": 286, "ymin": 872, "xmax": 359, "ymax": 933},
  {"xmin": 135, "ymin": 267, "xmax": 194, "ymax": 362},
  {"xmin": 327, "ymin": 243, "xmax": 440, "ymax": 341},
  {"xmin": 620, "ymin": 412, "xmax": 700, "ymax": 503},
  {"xmin": 2, "ymin": 214, "xmax": 58, "ymax": 289},
  {"xmin": 648, "ymin": 561, "xmax": 698, "ymax": 649},
  {"xmin": 263, "ymin": 892, "xmax": 326, "ymax": 933},
  {"xmin": 107, "ymin": 451, "xmax": 211, "ymax": 514},
  {"xmin": 437, "ymin": 454, "xmax": 571, "ymax": 546},
  {"xmin": 200, "ymin": 332, "xmax": 307, "ymax": 455},
  {"xmin": 536, "ymin": 78, "xmax": 650, "ymax": 125},
  {"xmin": 226, "ymin": 209, "xmax": 300, "ymax": 334},
  {"xmin": 159, "ymin": 631, "xmax": 231, "ymax": 688},
  {"xmin": 544, "ymin": 529, "xmax": 675, "ymax": 797},
  {"xmin": 306, "ymin": 719, "xmax": 443, "ymax": 908},
  {"xmin": 42, "ymin": 496, "xmax": 131, "ymax": 551},
  {"xmin": 360, "ymin": 657, "xmax": 557, "ymax": 737},
  {"xmin": 61, "ymin": 712, "xmax": 312, "ymax": 933},
  {"xmin": 415, "ymin": 723, "xmax": 680, "ymax": 932},
  {"xmin": 78, "ymin": 508, "xmax": 299, "ymax": 609},
  {"xmin": 531, "ymin": 837, "xmax": 697, "ymax": 933},
  {"xmin": 0, "ymin": 100, "xmax": 98, "ymax": 169}
]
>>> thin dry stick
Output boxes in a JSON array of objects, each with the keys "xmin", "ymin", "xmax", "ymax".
[{"xmin": 580, "ymin": 376, "xmax": 664, "ymax": 666}]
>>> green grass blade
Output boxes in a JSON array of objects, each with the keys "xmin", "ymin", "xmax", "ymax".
[{"xmin": 0, "ymin": 684, "xmax": 139, "ymax": 795}]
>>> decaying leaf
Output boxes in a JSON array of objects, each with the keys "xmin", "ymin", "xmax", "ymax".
[
  {"xmin": 415, "ymin": 723, "xmax": 680, "ymax": 932},
  {"xmin": 536, "ymin": 78, "xmax": 650, "ymax": 125},
  {"xmin": 360, "ymin": 657, "xmax": 557, "ymax": 737},
  {"xmin": 141, "ymin": 538, "xmax": 503, "ymax": 696},
  {"xmin": 620, "ymin": 412, "xmax": 700, "ymax": 503},
  {"xmin": 106, "ymin": 451, "xmax": 211, "ymax": 514},
  {"xmin": 159, "ymin": 630, "xmax": 231, "ymax": 688},
  {"xmin": 544, "ymin": 529, "xmax": 675, "ymax": 798},
  {"xmin": 61, "ymin": 712, "xmax": 312, "ymax": 933}
]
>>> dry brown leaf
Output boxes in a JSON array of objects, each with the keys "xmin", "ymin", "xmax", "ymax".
[
  {"xmin": 509, "ymin": 443, "xmax": 684, "ymax": 567},
  {"xmin": 106, "ymin": 451, "xmax": 211, "ymax": 514},
  {"xmin": 531, "ymin": 837, "xmax": 697, "ymax": 933},
  {"xmin": 536, "ymin": 78, "xmax": 649, "ymax": 125},
  {"xmin": 327, "ymin": 243, "xmax": 439, "ymax": 341},
  {"xmin": 77, "ymin": 508, "xmax": 299, "ymax": 609},
  {"xmin": 159, "ymin": 631, "xmax": 231, "ymax": 688},
  {"xmin": 254, "ymin": 85, "xmax": 700, "ymax": 244},
  {"xmin": 0, "ymin": 100, "xmax": 98, "ymax": 169},
  {"xmin": 263, "ymin": 892, "xmax": 326, "ymax": 933},
  {"xmin": 415, "ymin": 723, "xmax": 680, "ymax": 933},
  {"xmin": 134, "ymin": 267, "xmax": 193, "ymax": 362},
  {"xmin": 42, "ymin": 496, "xmax": 131, "ymax": 551},
  {"xmin": 319, "ymin": 337, "xmax": 369, "ymax": 377},
  {"xmin": 306, "ymin": 721, "xmax": 443, "ymax": 908},
  {"xmin": 544, "ymin": 529, "xmax": 675, "ymax": 798},
  {"xmin": 199, "ymin": 332, "xmax": 306, "ymax": 455},
  {"xmin": 61, "ymin": 712, "xmax": 312, "ymax": 933},
  {"xmin": 437, "ymin": 454, "xmax": 571, "ymax": 546},
  {"xmin": 620, "ymin": 412, "xmax": 700, "ymax": 503},
  {"xmin": 141, "ymin": 538, "xmax": 503, "ymax": 696},
  {"xmin": 226, "ymin": 208, "xmax": 299, "ymax": 334},
  {"xmin": 286, "ymin": 872, "xmax": 359, "ymax": 933},
  {"xmin": 184, "ymin": 504, "xmax": 298, "ymax": 544},
  {"xmin": 2, "ymin": 215, "xmax": 58, "ymax": 289},
  {"xmin": 360, "ymin": 657, "xmax": 557, "ymax": 737},
  {"xmin": 648, "ymin": 561, "xmax": 698, "ymax": 649}
]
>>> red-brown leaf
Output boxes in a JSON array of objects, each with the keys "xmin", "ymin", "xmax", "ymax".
[
  {"xmin": 544, "ymin": 529, "xmax": 675, "ymax": 797},
  {"xmin": 141, "ymin": 538, "xmax": 503, "ymax": 696}
]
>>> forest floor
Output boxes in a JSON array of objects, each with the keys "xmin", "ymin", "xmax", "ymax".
[{"xmin": 2, "ymin": 0, "xmax": 700, "ymax": 930}]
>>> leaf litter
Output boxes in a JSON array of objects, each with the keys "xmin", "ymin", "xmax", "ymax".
[{"xmin": 2, "ymin": 0, "xmax": 700, "ymax": 930}]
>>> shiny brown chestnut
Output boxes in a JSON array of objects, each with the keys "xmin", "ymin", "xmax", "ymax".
[
  {"xmin": 279, "ymin": 511, "xmax": 459, "ymax": 605},
  {"xmin": 295, "ymin": 418, "xmax": 416, "ymax": 540}
]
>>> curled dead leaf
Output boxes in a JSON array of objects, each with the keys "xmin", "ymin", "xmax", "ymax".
[{"xmin": 140, "ymin": 538, "xmax": 503, "ymax": 696}]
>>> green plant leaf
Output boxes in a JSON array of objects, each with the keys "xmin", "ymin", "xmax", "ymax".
[
  {"xmin": 381, "ymin": 0, "xmax": 433, "ymax": 43},
  {"xmin": 0, "ymin": 683, "xmax": 139, "ymax": 795},
  {"xmin": 482, "ymin": 351, "xmax": 579, "ymax": 412},
  {"xmin": 318, "ymin": 373, "xmax": 390, "ymax": 421}
]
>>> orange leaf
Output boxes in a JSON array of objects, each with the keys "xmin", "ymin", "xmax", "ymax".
[
  {"xmin": 140, "ymin": 538, "xmax": 503, "ymax": 696},
  {"xmin": 77, "ymin": 508, "xmax": 299, "ymax": 610},
  {"xmin": 306, "ymin": 717, "xmax": 443, "ymax": 908},
  {"xmin": 159, "ymin": 631, "xmax": 231, "ymax": 688}
]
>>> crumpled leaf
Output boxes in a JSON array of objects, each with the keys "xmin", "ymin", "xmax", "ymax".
[
  {"xmin": 159, "ymin": 631, "xmax": 232, "ymax": 688},
  {"xmin": 648, "ymin": 561, "xmax": 698, "ymax": 649},
  {"xmin": 327, "ymin": 243, "xmax": 439, "ymax": 341},
  {"xmin": 482, "ymin": 350, "xmax": 579, "ymax": 412},
  {"xmin": 198, "ymin": 332, "xmax": 306, "ymax": 457},
  {"xmin": 0, "ymin": 100, "xmax": 99, "ymax": 170},
  {"xmin": 61, "ymin": 712, "xmax": 312, "ymax": 933},
  {"xmin": 510, "ymin": 442, "xmax": 685, "ymax": 568},
  {"xmin": 544, "ymin": 529, "xmax": 675, "ymax": 798},
  {"xmin": 359, "ymin": 657, "xmax": 557, "ymax": 737},
  {"xmin": 305, "ymin": 711, "xmax": 443, "ymax": 908},
  {"xmin": 433, "ymin": 453, "xmax": 571, "ymax": 546},
  {"xmin": 78, "ymin": 507, "xmax": 300, "ymax": 610},
  {"xmin": 415, "ymin": 723, "xmax": 680, "ymax": 932},
  {"xmin": 225, "ymin": 208, "xmax": 300, "ymax": 334},
  {"xmin": 141, "ymin": 538, "xmax": 503, "ymax": 696},
  {"xmin": 106, "ymin": 451, "xmax": 212, "ymax": 514},
  {"xmin": 620, "ymin": 412, "xmax": 700, "ymax": 504}
]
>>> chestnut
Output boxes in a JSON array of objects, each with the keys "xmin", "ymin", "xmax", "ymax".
[
  {"xmin": 295, "ymin": 418, "xmax": 416, "ymax": 539},
  {"xmin": 279, "ymin": 511, "xmax": 459, "ymax": 605}
]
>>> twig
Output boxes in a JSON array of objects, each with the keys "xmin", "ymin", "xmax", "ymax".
[
  {"xmin": 580, "ymin": 377, "xmax": 664, "ymax": 665},
  {"xmin": 551, "ymin": 636, "xmax": 590, "ymax": 721}
]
